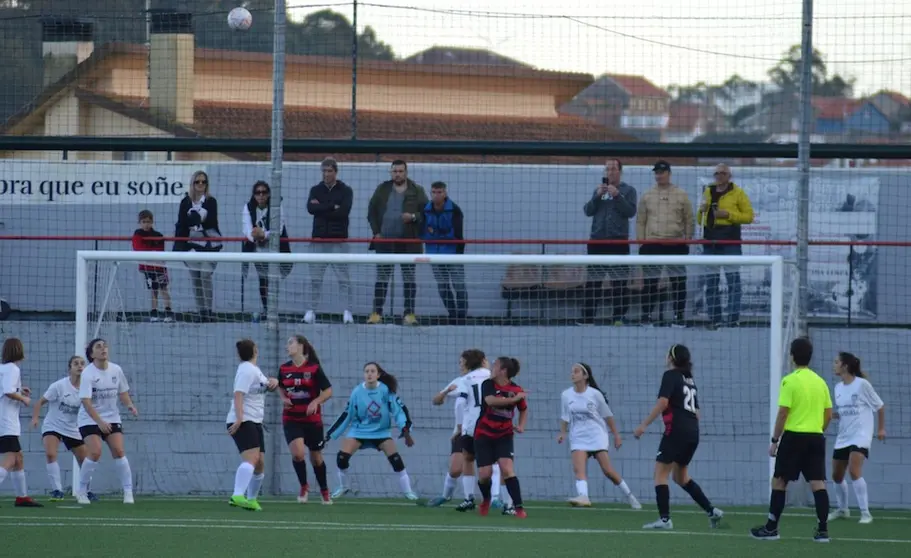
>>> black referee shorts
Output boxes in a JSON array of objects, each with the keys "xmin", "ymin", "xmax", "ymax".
[{"xmin": 774, "ymin": 431, "xmax": 826, "ymax": 482}]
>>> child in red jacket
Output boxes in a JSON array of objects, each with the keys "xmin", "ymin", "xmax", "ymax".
[{"xmin": 132, "ymin": 209, "xmax": 173, "ymax": 322}]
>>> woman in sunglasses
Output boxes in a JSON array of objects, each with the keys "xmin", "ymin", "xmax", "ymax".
[{"xmin": 174, "ymin": 170, "xmax": 222, "ymax": 321}]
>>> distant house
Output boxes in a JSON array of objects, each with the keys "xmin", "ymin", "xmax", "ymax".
[
  {"xmin": 404, "ymin": 46, "xmax": 531, "ymax": 68},
  {"xmin": 663, "ymin": 101, "xmax": 728, "ymax": 143},
  {"xmin": 558, "ymin": 74, "xmax": 670, "ymax": 141},
  {"xmin": 865, "ymin": 91, "xmax": 911, "ymax": 133},
  {"xmin": 812, "ymin": 97, "xmax": 861, "ymax": 135}
]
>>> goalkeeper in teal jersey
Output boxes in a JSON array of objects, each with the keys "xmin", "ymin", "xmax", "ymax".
[{"xmin": 325, "ymin": 362, "xmax": 418, "ymax": 500}]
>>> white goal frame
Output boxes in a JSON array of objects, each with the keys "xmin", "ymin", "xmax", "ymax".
[{"xmin": 73, "ymin": 250, "xmax": 785, "ymax": 494}]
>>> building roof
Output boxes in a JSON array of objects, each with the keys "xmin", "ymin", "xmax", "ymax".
[
  {"xmin": 602, "ymin": 74, "xmax": 670, "ymax": 99},
  {"xmin": 404, "ymin": 46, "xmax": 532, "ymax": 68},
  {"xmin": 811, "ymin": 97, "xmax": 862, "ymax": 119},
  {"xmin": 667, "ymin": 102, "xmax": 702, "ymax": 132}
]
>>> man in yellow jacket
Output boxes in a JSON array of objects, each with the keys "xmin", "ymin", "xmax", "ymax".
[{"xmin": 697, "ymin": 163, "xmax": 754, "ymax": 328}]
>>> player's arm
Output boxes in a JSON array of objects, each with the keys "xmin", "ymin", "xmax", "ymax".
[
  {"xmin": 634, "ymin": 372, "xmax": 673, "ymax": 437},
  {"xmin": 432, "ymin": 379, "xmax": 459, "ymax": 405},
  {"xmin": 79, "ymin": 373, "xmax": 108, "ymax": 430},
  {"xmin": 307, "ymin": 369, "xmax": 333, "ymax": 414},
  {"xmin": 516, "ymin": 404, "xmax": 528, "ymax": 434},
  {"xmin": 117, "ymin": 369, "xmax": 138, "ymax": 416},
  {"xmin": 482, "ymin": 380, "xmax": 524, "ymax": 407},
  {"xmin": 30, "ymin": 395, "xmax": 50, "ymax": 428},
  {"xmin": 862, "ymin": 380, "xmax": 886, "ymax": 439},
  {"xmin": 391, "ymin": 394, "xmax": 413, "ymax": 435},
  {"xmin": 558, "ymin": 394, "xmax": 570, "ymax": 442},
  {"xmin": 771, "ymin": 377, "xmax": 793, "ymax": 443},
  {"xmin": 1, "ymin": 368, "xmax": 27, "ymax": 404},
  {"xmin": 326, "ymin": 391, "xmax": 357, "ymax": 440}
]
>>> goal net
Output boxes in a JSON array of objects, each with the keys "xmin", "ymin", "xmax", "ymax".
[{"xmin": 73, "ymin": 250, "xmax": 785, "ymax": 504}]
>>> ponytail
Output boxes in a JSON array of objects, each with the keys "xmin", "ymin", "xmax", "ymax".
[
  {"xmin": 577, "ymin": 362, "xmax": 609, "ymax": 405},
  {"xmin": 838, "ymin": 352, "xmax": 867, "ymax": 379},
  {"xmin": 668, "ymin": 344, "xmax": 693, "ymax": 378}
]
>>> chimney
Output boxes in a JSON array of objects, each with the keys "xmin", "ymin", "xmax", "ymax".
[
  {"xmin": 149, "ymin": 10, "xmax": 194, "ymax": 124},
  {"xmin": 41, "ymin": 18, "xmax": 94, "ymax": 86}
]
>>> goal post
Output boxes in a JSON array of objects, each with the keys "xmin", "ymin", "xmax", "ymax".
[{"xmin": 73, "ymin": 249, "xmax": 785, "ymax": 502}]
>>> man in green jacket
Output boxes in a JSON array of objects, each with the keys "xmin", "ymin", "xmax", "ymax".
[{"xmin": 367, "ymin": 159, "xmax": 429, "ymax": 325}]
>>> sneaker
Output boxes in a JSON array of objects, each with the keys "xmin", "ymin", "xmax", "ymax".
[
  {"xmin": 478, "ymin": 500, "xmax": 490, "ymax": 516},
  {"xmin": 403, "ymin": 313, "xmax": 418, "ymax": 326},
  {"xmin": 709, "ymin": 507, "xmax": 724, "ymax": 528},
  {"xmin": 331, "ymin": 486, "xmax": 350, "ymax": 499},
  {"xmin": 628, "ymin": 493, "xmax": 642, "ymax": 510},
  {"xmin": 229, "ymin": 495, "xmax": 258, "ymax": 511},
  {"xmin": 814, "ymin": 528, "xmax": 830, "ymax": 543},
  {"xmin": 859, "ymin": 511, "xmax": 873, "ymax": 524},
  {"xmin": 76, "ymin": 492, "xmax": 91, "ymax": 505},
  {"xmin": 303, "ymin": 310, "xmax": 316, "ymax": 324},
  {"xmin": 320, "ymin": 490, "xmax": 332, "ymax": 505},
  {"xmin": 247, "ymin": 498, "xmax": 263, "ymax": 512},
  {"xmin": 298, "ymin": 485, "xmax": 309, "ymax": 503},
  {"xmin": 828, "ymin": 508, "xmax": 850, "ymax": 521},
  {"xmin": 426, "ymin": 496, "xmax": 449, "ymax": 507},
  {"xmin": 491, "ymin": 497, "xmax": 503, "ymax": 509},
  {"xmin": 568, "ymin": 495, "xmax": 592, "ymax": 507},
  {"xmin": 123, "ymin": 490, "xmax": 134, "ymax": 504},
  {"xmin": 367, "ymin": 313, "xmax": 382, "ymax": 324},
  {"xmin": 343, "ymin": 310, "xmax": 354, "ymax": 324},
  {"xmin": 455, "ymin": 497, "xmax": 476, "ymax": 512},
  {"xmin": 14, "ymin": 497, "xmax": 43, "ymax": 508},
  {"xmin": 514, "ymin": 507, "xmax": 527, "ymax": 519},
  {"xmin": 49, "ymin": 490, "xmax": 66, "ymax": 501},
  {"xmin": 87, "ymin": 492, "xmax": 99, "ymax": 502},
  {"xmin": 643, "ymin": 518, "xmax": 673, "ymax": 530},
  {"xmin": 149, "ymin": 310, "xmax": 160, "ymax": 322},
  {"xmin": 750, "ymin": 526, "xmax": 780, "ymax": 540},
  {"xmin": 404, "ymin": 491, "xmax": 419, "ymax": 501}
]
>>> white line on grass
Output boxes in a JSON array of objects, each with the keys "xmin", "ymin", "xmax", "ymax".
[{"xmin": 1, "ymin": 517, "xmax": 908, "ymax": 545}]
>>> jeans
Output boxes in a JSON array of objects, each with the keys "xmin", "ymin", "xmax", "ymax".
[
  {"xmin": 703, "ymin": 244, "xmax": 742, "ymax": 323},
  {"xmin": 431, "ymin": 264, "xmax": 468, "ymax": 319},
  {"xmin": 374, "ymin": 264, "xmax": 417, "ymax": 315},
  {"xmin": 309, "ymin": 242, "xmax": 352, "ymax": 309}
]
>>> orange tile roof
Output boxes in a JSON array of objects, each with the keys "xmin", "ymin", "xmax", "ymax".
[
  {"xmin": 604, "ymin": 74, "xmax": 670, "ymax": 99},
  {"xmin": 812, "ymin": 97, "xmax": 861, "ymax": 119}
]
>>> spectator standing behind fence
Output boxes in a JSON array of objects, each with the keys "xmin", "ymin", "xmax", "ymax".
[
  {"xmin": 367, "ymin": 160, "xmax": 429, "ymax": 326},
  {"xmin": 132, "ymin": 210, "xmax": 173, "ymax": 322},
  {"xmin": 697, "ymin": 164, "xmax": 754, "ymax": 328},
  {"xmin": 241, "ymin": 180, "xmax": 291, "ymax": 318},
  {"xmin": 420, "ymin": 181, "xmax": 468, "ymax": 324},
  {"xmin": 174, "ymin": 170, "xmax": 222, "ymax": 322},
  {"xmin": 580, "ymin": 159, "xmax": 637, "ymax": 325},
  {"xmin": 636, "ymin": 161, "xmax": 694, "ymax": 327},
  {"xmin": 304, "ymin": 158, "xmax": 354, "ymax": 325}
]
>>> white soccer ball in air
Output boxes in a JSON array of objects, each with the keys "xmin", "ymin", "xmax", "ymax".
[{"xmin": 228, "ymin": 7, "xmax": 253, "ymax": 31}]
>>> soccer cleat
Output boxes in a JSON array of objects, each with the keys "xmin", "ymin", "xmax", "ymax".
[
  {"xmin": 490, "ymin": 497, "xmax": 503, "ymax": 509},
  {"xmin": 828, "ymin": 508, "xmax": 850, "ymax": 521},
  {"xmin": 709, "ymin": 508, "xmax": 724, "ymax": 528},
  {"xmin": 14, "ymin": 497, "xmax": 43, "ymax": 508},
  {"xmin": 49, "ymin": 490, "xmax": 66, "ymax": 501},
  {"xmin": 568, "ymin": 495, "xmax": 592, "ymax": 507},
  {"xmin": 502, "ymin": 505, "xmax": 516, "ymax": 516},
  {"xmin": 813, "ymin": 528, "xmax": 830, "ymax": 543},
  {"xmin": 330, "ymin": 486, "xmax": 350, "ymax": 499},
  {"xmin": 229, "ymin": 495, "xmax": 251, "ymax": 509},
  {"xmin": 478, "ymin": 500, "xmax": 490, "ymax": 516},
  {"xmin": 628, "ymin": 494, "xmax": 642, "ymax": 510},
  {"xmin": 426, "ymin": 496, "xmax": 449, "ymax": 508},
  {"xmin": 750, "ymin": 526, "xmax": 780, "ymax": 540},
  {"xmin": 298, "ymin": 485, "xmax": 309, "ymax": 503},
  {"xmin": 455, "ymin": 497, "xmax": 475, "ymax": 512},
  {"xmin": 246, "ymin": 499, "xmax": 263, "ymax": 512},
  {"xmin": 320, "ymin": 490, "xmax": 332, "ymax": 505},
  {"xmin": 75, "ymin": 492, "xmax": 91, "ymax": 505},
  {"xmin": 404, "ymin": 491, "xmax": 419, "ymax": 501},
  {"xmin": 514, "ymin": 507, "xmax": 527, "ymax": 519},
  {"xmin": 87, "ymin": 492, "xmax": 100, "ymax": 502},
  {"xmin": 642, "ymin": 518, "xmax": 673, "ymax": 530},
  {"xmin": 859, "ymin": 511, "xmax": 873, "ymax": 524},
  {"xmin": 403, "ymin": 314, "xmax": 418, "ymax": 326},
  {"xmin": 123, "ymin": 490, "xmax": 134, "ymax": 504},
  {"xmin": 367, "ymin": 313, "xmax": 382, "ymax": 324},
  {"xmin": 343, "ymin": 310, "xmax": 354, "ymax": 324}
]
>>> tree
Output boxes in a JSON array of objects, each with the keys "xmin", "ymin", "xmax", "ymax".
[
  {"xmin": 767, "ymin": 44, "xmax": 854, "ymax": 97},
  {"xmin": 286, "ymin": 9, "xmax": 393, "ymax": 60}
]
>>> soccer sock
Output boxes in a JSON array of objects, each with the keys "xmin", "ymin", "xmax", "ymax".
[
  {"xmin": 655, "ymin": 484, "xmax": 670, "ymax": 521},
  {"xmin": 114, "ymin": 457, "xmax": 133, "ymax": 491},
  {"xmin": 853, "ymin": 477, "xmax": 869, "ymax": 512},
  {"xmin": 443, "ymin": 474, "xmax": 458, "ymax": 499},
  {"xmin": 765, "ymin": 489, "xmax": 787, "ymax": 530},
  {"xmin": 616, "ymin": 479, "xmax": 632, "ymax": 496},
  {"xmin": 491, "ymin": 465, "xmax": 501, "ymax": 498},
  {"xmin": 397, "ymin": 470, "xmax": 413, "ymax": 494},
  {"xmin": 337, "ymin": 468, "xmax": 348, "ymax": 489},
  {"xmin": 46, "ymin": 461, "xmax": 62, "ymax": 492},
  {"xmin": 575, "ymin": 480, "xmax": 589, "ymax": 498},
  {"xmin": 461, "ymin": 475, "xmax": 475, "ymax": 500},
  {"xmin": 478, "ymin": 479, "xmax": 492, "ymax": 502},
  {"xmin": 504, "ymin": 476, "xmax": 523, "ymax": 508},
  {"xmin": 313, "ymin": 462, "xmax": 329, "ymax": 492},
  {"xmin": 292, "ymin": 459, "xmax": 309, "ymax": 488},
  {"xmin": 500, "ymin": 486, "xmax": 513, "ymax": 507},
  {"xmin": 813, "ymin": 489, "xmax": 830, "ymax": 529},
  {"xmin": 682, "ymin": 479, "xmax": 714, "ymax": 515},
  {"xmin": 10, "ymin": 470, "xmax": 27, "ymax": 497},
  {"xmin": 247, "ymin": 473, "xmax": 265, "ymax": 500},
  {"xmin": 233, "ymin": 462, "xmax": 255, "ymax": 497},
  {"xmin": 0, "ymin": 467, "xmax": 7, "ymax": 486},
  {"xmin": 834, "ymin": 480, "xmax": 849, "ymax": 510},
  {"xmin": 79, "ymin": 458, "xmax": 99, "ymax": 493}
]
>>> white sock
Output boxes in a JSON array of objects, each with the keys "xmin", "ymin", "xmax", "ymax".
[
  {"xmin": 0, "ymin": 467, "xmax": 7, "ymax": 486},
  {"xmin": 853, "ymin": 477, "xmax": 869, "ymax": 512},
  {"xmin": 114, "ymin": 457, "xmax": 133, "ymax": 492},
  {"xmin": 11, "ymin": 470, "xmax": 27, "ymax": 497},
  {"xmin": 247, "ymin": 473, "xmax": 264, "ymax": 500},
  {"xmin": 501, "ymin": 484, "xmax": 513, "ymax": 506},
  {"xmin": 576, "ymin": 479, "xmax": 589, "ymax": 498},
  {"xmin": 461, "ymin": 475, "xmax": 475, "ymax": 499},
  {"xmin": 834, "ymin": 480, "xmax": 849, "ymax": 510},
  {"xmin": 233, "ymin": 462, "xmax": 255, "ymax": 497},
  {"xmin": 617, "ymin": 479, "xmax": 632, "ymax": 496},
  {"xmin": 398, "ymin": 470, "xmax": 413, "ymax": 494},
  {"xmin": 79, "ymin": 458, "xmax": 99, "ymax": 494},
  {"xmin": 46, "ymin": 461, "xmax": 62, "ymax": 492},
  {"xmin": 337, "ymin": 468, "xmax": 348, "ymax": 489},
  {"xmin": 442, "ymin": 474, "xmax": 458, "ymax": 499},
  {"xmin": 491, "ymin": 465, "xmax": 501, "ymax": 498}
]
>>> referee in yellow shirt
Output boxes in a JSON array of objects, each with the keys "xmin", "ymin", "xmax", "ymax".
[{"xmin": 751, "ymin": 337, "xmax": 833, "ymax": 543}]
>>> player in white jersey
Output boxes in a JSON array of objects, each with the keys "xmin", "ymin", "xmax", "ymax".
[
  {"xmin": 31, "ymin": 356, "xmax": 94, "ymax": 501},
  {"xmin": 557, "ymin": 362, "xmax": 640, "ymax": 509},
  {"xmin": 828, "ymin": 352, "xmax": 885, "ymax": 524},
  {"xmin": 76, "ymin": 338, "xmax": 138, "ymax": 505},
  {"xmin": 0, "ymin": 338, "xmax": 43, "ymax": 507},
  {"xmin": 227, "ymin": 339, "xmax": 279, "ymax": 511}
]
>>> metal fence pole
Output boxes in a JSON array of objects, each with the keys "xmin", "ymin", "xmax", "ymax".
[
  {"xmin": 795, "ymin": 0, "xmax": 814, "ymax": 339},
  {"xmin": 351, "ymin": 0, "xmax": 359, "ymax": 139}
]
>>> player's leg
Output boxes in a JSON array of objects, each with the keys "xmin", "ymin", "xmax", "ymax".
[
  {"xmin": 245, "ymin": 443, "xmax": 266, "ymax": 508},
  {"xmin": 285, "ymin": 423, "xmax": 310, "ymax": 502},
  {"xmin": 672, "ymin": 458, "xmax": 722, "ymax": 526},
  {"xmin": 379, "ymin": 438, "xmax": 417, "ymax": 500},
  {"xmin": 105, "ymin": 428, "xmax": 134, "ymax": 503},
  {"xmin": 490, "ymin": 462, "xmax": 503, "ymax": 507},
  {"xmin": 333, "ymin": 438, "xmax": 361, "ymax": 497},
  {"xmin": 568, "ymin": 450, "xmax": 591, "ymax": 506},
  {"xmin": 8, "ymin": 447, "xmax": 42, "ymax": 507},
  {"xmin": 496, "ymin": 438, "xmax": 525, "ymax": 518},
  {"xmin": 76, "ymin": 428, "xmax": 105, "ymax": 503},
  {"xmin": 42, "ymin": 433, "xmax": 65, "ymax": 498},
  {"xmin": 643, "ymin": 460, "xmax": 675, "ymax": 529},
  {"xmin": 229, "ymin": 422, "xmax": 264, "ymax": 510},
  {"xmin": 304, "ymin": 424, "xmax": 331, "ymax": 503},
  {"xmin": 752, "ymin": 434, "xmax": 799, "ymax": 540},
  {"xmin": 829, "ymin": 449, "xmax": 850, "ymax": 520},
  {"xmin": 848, "ymin": 448, "xmax": 871, "ymax": 523},
  {"xmin": 428, "ymin": 436, "xmax": 463, "ymax": 507},
  {"xmin": 593, "ymin": 450, "xmax": 640, "ymax": 509},
  {"xmin": 455, "ymin": 436, "xmax": 477, "ymax": 511},
  {"xmin": 474, "ymin": 438, "xmax": 496, "ymax": 515},
  {"xmin": 68, "ymin": 438, "xmax": 95, "ymax": 500}
]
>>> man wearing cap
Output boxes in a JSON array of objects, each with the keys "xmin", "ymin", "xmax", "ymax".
[{"xmin": 636, "ymin": 161, "xmax": 694, "ymax": 327}]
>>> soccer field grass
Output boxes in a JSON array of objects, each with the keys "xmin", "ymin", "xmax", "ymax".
[{"xmin": 2, "ymin": 496, "xmax": 910, "ymax": 557}]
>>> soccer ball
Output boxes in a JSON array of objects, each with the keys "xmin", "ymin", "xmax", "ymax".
[{"xmin": 227, "ymin": 7, "xmax": 253, "ymax": 31}]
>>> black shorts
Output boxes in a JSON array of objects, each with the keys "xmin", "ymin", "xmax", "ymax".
[
  {"xmin": 283, "ymin": 422, "xmax": 325, "ymax": 451},
  {"xmin": 657, "ymin": 435, "xmax": 699, "ymax": 467},
  {"xmin": 833, "ymin": 445, "xmax": 869, "ymax": 461},
  {"xmin": 143, "ymin": 270, "xmax": 169, "ymax": 290},
  {"xmin": 460, "ymin": 434, "xmax": 475, "ymax": 456},
  {"xmin": 774, "ymin": 431, "xmax": 826, "ymax": 482},
  {"xmin": 0, "ymin": 435, "xmax": 21, "ymax": 454},
  {"xmin": 474, "ymin": 435, "xmax": 514, "ymax": 468},
  {"xmin": 43, "ymin": 431, "xmax": 85, "ymax": 451},
  {"xmin": 79, "ymin": 423, "xmax": 124, "ymax": 441},
  {"xmin": 450, "ymin": 435, "xmax": 462, "ymax": 455},
  {"xmin": 229, "ymin": 421, "xmax": 265, "ymax": 454},
  {"xmin": 355, "ymin": 438, "xmax": 391, "ymax": 451}
]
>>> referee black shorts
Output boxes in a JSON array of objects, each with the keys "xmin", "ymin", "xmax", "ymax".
[{"xmin": 774, "ymin": 431, "xmax": 826, "ymax": 482}]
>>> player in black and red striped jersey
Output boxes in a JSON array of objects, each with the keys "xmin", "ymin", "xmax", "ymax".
[
  {"xmin": 474, "ymin": 356, "xmax": 528, "ymax": 519},
  {"xmin": 278, "ymin": 335, "xmax": 333, "ymax": 504}
]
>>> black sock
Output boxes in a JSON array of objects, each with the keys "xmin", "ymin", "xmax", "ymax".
[
  {"xmin": 314, "ymin": 461, "xmax": 328, "ymax": 492},
  {"xmin": 682, "ymin": 479, "xmax": 714, "ymax": 515},
  {"xmin": 813, "ymin": 489, "xmax": 830, "ymax": 530},
  {"xmin": 504, "ymin": 476, "xmax": 523, "ymax": 508},
  {"xmin": 292, "ymin": 459, "xmax": 308, "ymax": 488},
  {"xmin": 478, "ymin": 479, "xmax": 492, "ymax": 502},
  {"xmin": 655, "ymin": 484, "xmax": 670, "ymax": 520},
  {"xmin": 765, "ymin": 489, "xmax": 787, "ymax": 530}
]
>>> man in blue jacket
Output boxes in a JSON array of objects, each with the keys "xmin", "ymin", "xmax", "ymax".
[{"xmin": 421, "ymin": 181, "xmax": 467, "ymax": 323}]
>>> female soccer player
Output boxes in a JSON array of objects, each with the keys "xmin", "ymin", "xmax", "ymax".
[
  {"xmin": 76, "ymin": 338, "xmax": 138, "ymax": 505},
  {"xmin": 31, "ymin": 356, "xmax": 94, "ymax": 501},
  {"xmin": 227, "ymin": 339, "xmax": 279, "ymax": 511},
  {"xmin": 0, "ymin": 337, "xmax": 43, "ymax": 507},
  {"xmin": 558, "ymin": 362, "xmax": 640, "ymax": 509},
  {"xmin": 634, "ymin": 344, "xmax": 723, "ymax": 530},
  {"xmin": 475, "ymin": 356, "xmax": 528, "ymax": 519},
  {"xmin": 326, "ymin": 362, "xmax": 417, "ymax": 501},
  {"xmin": 828, "ymin": 352, "xmax": 885, "ymax": 524},
  {"xmin": 278, "ymin": 335, "xmax": 333, "ymax": 505}
]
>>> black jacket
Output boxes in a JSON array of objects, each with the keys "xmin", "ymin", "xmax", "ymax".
[
  {"xmin": 307, "ymin": 180, "xmax": 353, "ymax": 239},
  {"xmin": 174, "ymin": 195, "xmax": 221, "ymax": 252},
  {"xmin": 241, "ymin": 199, "xmax": 291, "ymax": 254}
]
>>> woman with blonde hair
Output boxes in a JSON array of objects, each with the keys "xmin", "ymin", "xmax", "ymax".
[{"xmin": 175, "ymin": 170, "xmax": 222, "ymax": 321}]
